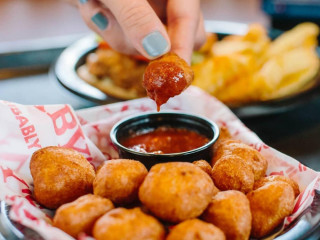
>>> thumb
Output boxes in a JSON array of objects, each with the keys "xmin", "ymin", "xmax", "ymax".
[{"xmin": 102, "ymin": 0, "xmax": 170, "ymax": 59}]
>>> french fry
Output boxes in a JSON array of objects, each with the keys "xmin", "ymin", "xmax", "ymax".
[
  {"xmin": 267, "ymin": 23, "xmax": 319, "ymax": 58},
  {"xmin": 256, "ymin": 48, "xmax": 319, "ymax": 100},
  {"xmin": 192, "ymin": 23, "xmax": 320, "ymax": 105}
]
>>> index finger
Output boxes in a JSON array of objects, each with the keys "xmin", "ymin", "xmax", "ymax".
[
  {"xmin": 101, "ymin": 0, "xmax": 171, "ymax": 59},
  {"xmin": 166, "ymin": 0, "xmax": 201, "ymax": 63}
]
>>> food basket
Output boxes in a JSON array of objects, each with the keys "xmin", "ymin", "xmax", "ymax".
[{"xmin": 0, "ymin": 86, "xmax": 319, "ymax": 239}]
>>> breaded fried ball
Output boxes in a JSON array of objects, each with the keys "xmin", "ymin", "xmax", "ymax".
[
  {"xmin": 254, "ymin": 175, "xmax": 300, "ymax": 198},
  {"xmin": 212, "ymin": 140, "xmax": 267, "ymax": 180},
  {"xmin": 218, "ymin": 126, "xmax": 231, "ymax": 140},
  {"xmin": 30, "ymin": 146, "xmax": 95, "ymax": 209},
  {"xmin": 212, "ymin": 140, "xmax": 241, "ymax": 165},
  {"xmin": 247, "ymin": 182, "xmax": 295, "ymax": 238},
  {"xmin": 53, "ymin": 194, "xmax": 114, "ymax": 237},
  {"xmin": 192, "ymin": 160, "xmax": 213, "ymax": 177},
  {"xmin": 143, "ymin": 53, "xmax": 194, "ymax": 110},
  {"xmin": 166, "ymin": 219, "xmax": 226, "ymax": 240},
  {"xmin": 139, "ymin": 162, "xmax": 216, "ymax": 223},
  {"xmin": 212, "ymin": 155, "xmax": 254, "ymax": 193},
  {"xmin": 93, "ymin": 207, "xmax": 165, "ymax": 240},
  {"xmin": 202, "ymin": 190, "xmax": 251, "ymax": 240},
  {"xmin": 213, "ymin": 126, "xmax": 232, "ymax": 152},
  {"xmin": 93, "ymin": 159, "xmax": 148, "ymax": 205}
]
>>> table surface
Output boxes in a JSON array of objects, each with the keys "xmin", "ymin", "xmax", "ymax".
[{"xmin": 1, "ymin": 0, "xmax": 319, "ymax": 171}]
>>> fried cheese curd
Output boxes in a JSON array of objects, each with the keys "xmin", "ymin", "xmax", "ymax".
[
  {"xmin": 247, "ymin": 181, "xmax": 295, "ymax": 238},
  {"xmin": 166, "ymin": 219, "xmax": 226, "ymax": 240},
  {"xmin": 53, "ymin": 194, "xmax": 114, "ymax": 238},
  {"xmin": 30, "ymin": 146, "xmax": 95, "ymax": 209},
  {"xmin": 212, "ymin": 155, "xmax": 254, "ymax": 193},
  {"xmin": 139, "ymin": 162, "xmax": 218, "ymax": 223},
  {"xmin": 93, "ymin": 207, "xmax": 165, "ymax": 240},
  {"xmin": 212, "ymin": 139, "xmax": 267, "ymax": 181},
  {"xmin": 202, "ymin": 190, "xmax": 252, "ymax": 240},
  {"xmin": 93, "ymin": 159, "xmax": 148, "ymax": 205},
  {"xmin": 192, "ymin": 160, "xmax": 213, "ymax": 178},
  {"xmin": 213, "ymin": 126, "xmax": 232, "ymax": 152},
  {"xmin": 143, "ymin": 53, "xmax": 194, "ymax": 111},
  {"xmin": 254, "ymin": 175, "xmax": 300, "ymax": 198}
]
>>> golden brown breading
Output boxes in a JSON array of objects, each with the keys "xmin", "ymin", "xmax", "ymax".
[
  {"xmin": 139, "ymin": 162, "xmax": 216, "ymax": 223},
  {"xmin": 202, "ymin": 190, "xmax": 251, "ymax": 240},
  {"xmin": 53, "ymin": 194, "xmax": 114, "ymax": 237},
  {"xmin": 30, "ymin": 146, "xmax": 95, "ymax": 209},
  {"xmin": 143, "ymin": 53, "xmax": 194, "ymax": 110},
  {"xmin": 192, "ymin": 160, "xmax": 213, "ymax": 178},
  {"xmin": 254, "ymin": 175, "xmax": 300, "ymax": 198},
  {"xmin": 219, "ymin": 126, "xmax": 232, "ymax": 139},
  {"xmin": 93, "ymin": 159, "xmax": 148, "ymax": 205},
  {"xmin": 212, "ymin": 140, "xmax": 267, "ymax": 181},
  {"xmin": 166, "ymin": 219, "xmax": 226, "ymax": 240},
  {"xmin": 211, "ymin": 155, "xmax": 254, "ymax": 193},
  {"xmin": 212, "ymin": 139, "xmax": 241, "ymax": 165},
  {"xmin": 247, "ymin": 182, "xmax": 295, "ymax": 238},
  {"xmin": 213, "ymin": 127, "xmax": 232, "ymax": 153},
  {"xmin": 93, "ymin": 207, "xmax": 165, "ymax": 240}
]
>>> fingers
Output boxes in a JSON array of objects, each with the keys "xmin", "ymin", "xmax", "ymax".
[
  {"xmin": 147, "ymin": 0, "xmax": 167, "ymax": 22},
  {"xmin": 167, "ymin": 0, "xmax": 203, "ymax": 63},
  {"xmin": 78, "ymin": 0, "xmax": 204, "ymax": 61},
  {"xmin": 194, "ymin": 13, "xmax": 206, "ymax": 50},
  {"xmin": 101, "ymin": 0, "xmax": 170, "ymax": 59},
  {"xmin": 78, "ymin": 0, "xmax": 138, "ymax": 55}
]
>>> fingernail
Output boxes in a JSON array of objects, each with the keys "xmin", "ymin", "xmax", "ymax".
[
  {"xmin": 79, "ymin": 0, "xmax": 88, "ymax": 4},
  {"xmin": 91, "ymin": 13, "xmax": 108, "ymax": 30},
  {"xmin": 142, "ymin": 31, "xmax": 169, "ymax": 57}
]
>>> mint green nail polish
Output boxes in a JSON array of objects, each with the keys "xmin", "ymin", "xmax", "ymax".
[
  {"xmin": 79, "ymin": 0, "xmax": 88, "ymax": 4},
  {"xmin": 142, "ymin": 31, "xmax": 169, "ymax": 57},
  {"xmin": 91, "ymin": 13, "xmax": 108, "ymax": 30}
]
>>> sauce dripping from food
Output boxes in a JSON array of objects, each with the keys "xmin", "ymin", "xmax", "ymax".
[
  {"xmin": 121, "ymin": 127, "xmax": 209, "ymax": 154},
  {"xmin": 143, "ymin": 53, "xmax": 194, "ymax": 111}
]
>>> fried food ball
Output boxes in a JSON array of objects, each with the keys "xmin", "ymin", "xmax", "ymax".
[
  {"xmin": 219, "ymin": 126, "xmax": 231, "ymax": 139},
  {"xmin": 254, "ymin": 175, "xmax": 300, "ymax": 198},
  {"xmin": 212, "ymin": 140, "xmax": 267, "ymax": 181},
  {"xmin": 30, "ymin": 146, "xmax": 95, "ymax": 209},
  {"xmin": 139, "ymin": 162, "xmax": 216, "ymax": 223},
  {"xmin": 202, "ymin": 190, "xmax": 251, "ymax": 240},
  {"xmin": 143, "ymin": 53, "xmax": 194, "ymax": 110},
  {"xmin": 212, "ymin": 155, "xmax": 254, "ymax": 193},
  {"xmin": 53, "ymin": 194, "xmax": 114, "ymax": 237},
  {"xmin": 193, "ymin": 160, "xmax": 213, "ymax": 177},
  {"xmin": 213, "ymin": 126, "xmax": 232, "ymax": 152},
  {"xmin": 247, "ymin": 181, "xmax": 295, "ymax": 238},
  {"xmin": 166, "ymin": 219, "xmax": 226, "ymax": 240},
  {"xmin": 93, "ymin": 159, "xmax": 148, "ymax": 205},
  {"xmin": 212, "ymin": 140, "xmax": 241, "ymax": 165},
  {"xmin": 93, "ymin": 207, "xmax": 165, "ymax": 240}
]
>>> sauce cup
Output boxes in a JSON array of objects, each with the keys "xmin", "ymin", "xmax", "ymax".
[{"xmin": 110, "ymin": 112, "xmax": 220, "ymax": 169}]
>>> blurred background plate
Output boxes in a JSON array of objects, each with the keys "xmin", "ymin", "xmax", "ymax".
[{"xmin": 53, "ymin": 20, "xmax": 320, "ymax": 118}]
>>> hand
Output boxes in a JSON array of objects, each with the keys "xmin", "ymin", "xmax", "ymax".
[{"xmin": 76, "ymin": 0, "xmax": 205, "ymax": 63}]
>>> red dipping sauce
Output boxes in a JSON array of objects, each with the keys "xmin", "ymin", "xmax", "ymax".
[{"xmin": 121, "ymin": 127, "xmax": 209, "ymax": 154}]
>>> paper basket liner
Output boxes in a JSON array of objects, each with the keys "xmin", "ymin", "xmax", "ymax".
[{"xmin": 0, "ymin": 86, "xmax": 319, "ymax": 240}]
